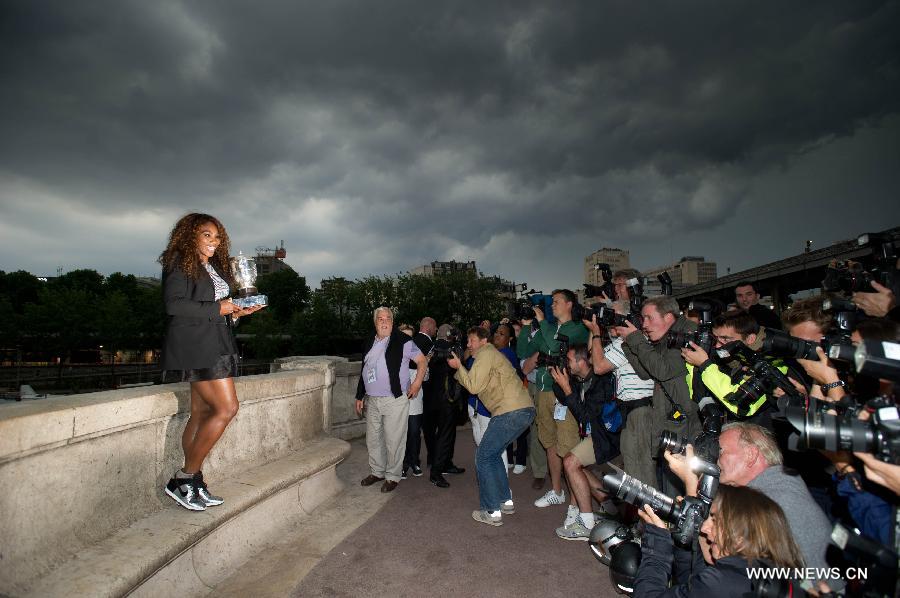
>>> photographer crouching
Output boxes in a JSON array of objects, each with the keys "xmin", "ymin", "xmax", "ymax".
[
  {"xmin": 448, "ymin": 326, "xmax": 535, "ymax": 527},
  {"xmin": 547, "ymin": 344, "xmax": 622, "ymax": 540}
]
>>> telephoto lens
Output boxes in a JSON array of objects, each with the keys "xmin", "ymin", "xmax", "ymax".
[{"xmin": 601, "ymin": 465, "xmax": 677, "ymax": 522}]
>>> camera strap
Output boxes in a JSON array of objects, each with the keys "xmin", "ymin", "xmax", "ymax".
[{"xmin": 657, "ymin": 381, "xmax": 685, "ymax": 421}]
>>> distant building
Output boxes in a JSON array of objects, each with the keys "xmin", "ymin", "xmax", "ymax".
[
  {"xmin": 255, "ymin": 241, "xmax": 292, "ymax": 276},
  {"xmin": 136, "ymin": 277, "xmax": 161, "ymax": 289},
  {"xmin": 410, "ymin": 260, "xmax": 478, "ymax": 277},
  {"xmin": 409, "ymin": 260, "xmax": 517, "ymax": 301},
  {"xmin": 643, "ymin": 256, "xmax": 717, "ymax": 295},
  {"xmin": 584, "ymin": 248, "xmax": 631, "ymax": 286}
]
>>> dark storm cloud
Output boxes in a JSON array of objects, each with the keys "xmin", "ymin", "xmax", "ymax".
[{"xmin": 1, "ymin": 0, "xmax": 898, "ymax": 287}]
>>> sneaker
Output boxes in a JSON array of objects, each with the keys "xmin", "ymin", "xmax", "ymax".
[
  {"xmin": 563, "ymin": 504, "xmax": 579, "ymax": 527},
  {"xmin": 401, "ymin": 467, "xmax": 408, "ymax": 480},
  {"xmin": 501, "ymin": 500, "xmax": 515, "ymax": 515},
  {"xmin": 411, "ymin": 465, "xmax": 423, "ymax": 477},
  {"xmin": 556, "ymin": 515, "xmax": 592, "ymax": 541},
  {"xmin": 534, "ymin": 489, "xmax": 567, "ymax": 508},
  {"xmin": 513, "ymin": 464, "xmax": 526, "ymax": 475},
  {"xmin": 195, "ymin": 471, "xmax": 224, "ymax": 506},
  {"xmin": 165, "ymin": 476, "xmax": 206, "ymax": 511},
  {"xmin": 472, "ymin": 510, "xmax": 503, "ymax": 527}
]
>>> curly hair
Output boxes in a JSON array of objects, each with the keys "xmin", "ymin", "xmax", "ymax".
[{"xmin": 158, "ymin": 213, "xmax": 234, "ymax": 283}]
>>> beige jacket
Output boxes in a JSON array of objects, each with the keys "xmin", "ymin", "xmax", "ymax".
[{"xmin": 454, "ymin": 343, "xmax": 532, "ymax": 417}]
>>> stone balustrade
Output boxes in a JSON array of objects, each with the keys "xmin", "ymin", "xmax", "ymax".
[{"xmin": 0, "ymin": 357, "xmax": 357, "ymax": 597}]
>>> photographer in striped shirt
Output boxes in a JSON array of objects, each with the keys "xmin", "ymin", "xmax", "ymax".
[{"xmin": 585, "ymin": 298, "xmax": 657, "ymax": 488}]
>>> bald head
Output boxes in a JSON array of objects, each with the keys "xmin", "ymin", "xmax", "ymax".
[{"xmin": 419, "ymin": 317, "xmax": 437, "ymax": 337}]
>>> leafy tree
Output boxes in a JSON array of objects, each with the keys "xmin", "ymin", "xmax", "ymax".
[
  {"xmin": 23, "ymin": 286, "xmax": 99, "ymax": 379},
  {"xmin": 97, "ymin": 291, "xmax": 132, "ymax": 374},
  {"xmin": 255, "ymin": 268, "xmax": 310, "ymax": 324},
  {"xmin": 51, "ymin": 269, "xmax": 105, "ymax": 296},
  {"xmin": 0, "ymin": 270, "xmax": 42, "ymax": 313}
]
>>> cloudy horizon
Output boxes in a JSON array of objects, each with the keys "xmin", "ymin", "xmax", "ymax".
[{"xmin": 2, "ymin": 1, "xmax": 899, "ymax": 292}]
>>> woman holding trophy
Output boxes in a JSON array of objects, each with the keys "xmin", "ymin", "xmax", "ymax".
[{"xmin": 158, "ymin": 213, "xmax": 264, "ymax": 511}]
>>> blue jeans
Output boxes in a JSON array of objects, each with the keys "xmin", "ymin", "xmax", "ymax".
[{"xmin": 476, "ymin": 407, "xmax": 536, "ymax": 512}]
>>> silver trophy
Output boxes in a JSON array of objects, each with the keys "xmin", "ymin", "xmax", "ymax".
[{"xmin": 229, "ymin": 251, "xmax": 268, "ymax": 309}]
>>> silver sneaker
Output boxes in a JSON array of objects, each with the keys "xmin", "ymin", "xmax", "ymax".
[
  {"xmin": 501, "ymin": 500, "xmax": 515, "ymax": 515},
  {"xmin": 472, "ymin": 510, "xmax": 503, "ymax": 527},
  {"xmin": 196, "ymin": 471, "xmax": 224, "ymax": 506},
  {"xmin": 556, "ymin": 516, "xmax": 592, "ymax": 541}
]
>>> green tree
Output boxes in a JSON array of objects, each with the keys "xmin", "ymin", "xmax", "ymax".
[
  {"xmin": 242, "ymin": 310, "xmax": 284, "ymax": 361},
  {"xmin": 23, "ymin": 286, "xmax": 99, "ymax": 380},
  {"xmin": 97, "ymin": 291, "xmax": 132, "ymax": 376},
  {"xmin": 51, "ymin": 269, "xmax": 105, "ymax": 296},
  {"xmin": 255, "ymin": 268, "xmax": 310, "ymax": 324},
  {"xmin": 0, "ymin": 270, "xmax": 42, "ymax": 313}
]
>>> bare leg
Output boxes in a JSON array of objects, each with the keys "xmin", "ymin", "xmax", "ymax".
[
  {"xmin": 584, "ymin": 468, "xmax": 609, "ymax": 504},
  {"xmin": 547, "ymin": 446, "xmax": 565, "ymax": 494},
  {"xmin": 183, "ymin": 378, "xmax": 239, "ymax": 473},
  {"xmin": 563, "ymin": 453, "xmax": 593, "ymax": 513},
  {"xmin": 182, "ymin": 386, "xmax": 212, "ymax": 459}
]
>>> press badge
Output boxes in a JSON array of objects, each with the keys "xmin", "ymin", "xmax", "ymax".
[
  {"xmin": 553, "ymin": 402, "xmax": 568, "ymax": 421},
  {"xmin": 366, "ymin": 368, "xmax": 377, "ymax": 384}
]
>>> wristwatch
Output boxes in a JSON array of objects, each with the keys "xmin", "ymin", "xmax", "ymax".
[{"xmin": 820, "ymin": 380, "xmax": 846, "ymax": 391}]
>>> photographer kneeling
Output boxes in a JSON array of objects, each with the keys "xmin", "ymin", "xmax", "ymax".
[
  {"xmin": 448, "ymin": 326, "xmax": 535, "ymax": 527},
  {"xmin": 547, "ymin": 344, "xmax": 621, "ymax": 540},
  {"xmin": 635, "ymin": 484, "xmax": 805, "ymax": 597}
]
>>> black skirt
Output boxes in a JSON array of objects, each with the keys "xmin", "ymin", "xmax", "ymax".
[{"xmin": 164, "ymin": 353, "xmax": 239, "ymax": 383}]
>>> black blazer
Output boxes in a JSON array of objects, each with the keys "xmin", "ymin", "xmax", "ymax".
[{"xmin": 161, "ymin": 264, "xmax": 238, "ymax": 371}]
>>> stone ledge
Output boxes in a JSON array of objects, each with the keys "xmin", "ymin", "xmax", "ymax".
[
  {"xmin": 0, "ymin": 370, "xmax": 326, "ymax": 461},
  {"xmin": 23, "ymin": 435, "xmax": 350, "ymax": 598}
]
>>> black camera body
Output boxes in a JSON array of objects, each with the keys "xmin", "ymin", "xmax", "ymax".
[
  {"xmin": 583, "ymin": 304, "xmax": 643, "ymax": 329},
  {"xmin": 431, "ymin": 334, "xmax": 463, "ymax": 361},
  {"xmin": 666, "ymin": 300, "xmax": 715, "ymax": 353},
  {"xmin": 714, "ymin": 340, "xmax": 805, "ymax": 415},
  {"xmin": 659, "ymin": 398, "xmax": 724, "ymax": 462},
  {"xmin": 536, "ymin": 334, "xmax": 570, "ymax": 370}
]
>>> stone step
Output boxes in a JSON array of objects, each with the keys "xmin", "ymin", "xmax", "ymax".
[{"xmin": 26, "ymin": 436, "xmax": 350, "ymax": 598}]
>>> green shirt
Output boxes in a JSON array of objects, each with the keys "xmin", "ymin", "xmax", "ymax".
[{"xmin": 516, "ymin": 318, "xmax": 589, "ymax": 391}]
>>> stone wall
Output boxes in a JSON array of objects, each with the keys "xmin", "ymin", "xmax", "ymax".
[
  {"xmin": 277, "ymin": 356, "xmax": 364, "ymax": 440},
  {"xmin": 0, "ymin": 358, "xmax": 347, "ymax": 597}
]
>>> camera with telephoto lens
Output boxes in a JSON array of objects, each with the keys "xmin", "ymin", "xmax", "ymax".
[
  {"xmin": 659, "ymin": 397, "xmax": 725, "ymax": 462},
  {"xmin": 782, "ymin": 395, "xmax": 900, "ymax": 464},
  {"xmin": 582, "ymin": 304, "xmax": 643, "ymax": 329},
  {"xmin": 823, "ymin": 233, "xmax": 898, "ymax": 296},
  {"xmin": 666, "ymin": 300, "xmax": 716, "ymax": 353},
  {"xmin": 601, "ymin": 460, "xmax": 720, "ymax": 547},
  {"xmin": 512, "ymin": 292, "xmax": 555, "ymax": 324},
  {"xmin": 535, "ymin": 334, "xmax": 570, "ymax": 370},
  {"xmin": 431, "ymin": 331, "xmax": 464, "ymax": 361},
  {"xmin": 758, "ymin": 328, "xmax": 850, "ymax": 364}
]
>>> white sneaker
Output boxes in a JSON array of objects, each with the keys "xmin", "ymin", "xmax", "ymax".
[
  {"xmin": 501, "ymin": 499, "xmax": 515, "ymax": 515},
  {"xmin": 513, "ymin": 464, "xmax": 526, "ymax": 475},
  {"xmin": 563, "ymin": 504, "xmax": 579, "ymax": 526},
  {"xmin": 534, "ymin": 489, "xmax": 567, "ymax": 508}
]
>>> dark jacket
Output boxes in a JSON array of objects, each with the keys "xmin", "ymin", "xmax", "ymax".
[
  {"xmin": 355, "ymin": 328, "xmax": 414, "ymax": 400},
  {"xmin": 553, "ymin": 371, "xmax": 620, "ymax": 464},
  {"xmin": 161, "ymin": 264, "xmax": 237, "ymax": 371},
  {"xmin": 635, "ymin": 524, "xmax": 757, "ymax": 597},
  {"xmin": 623, "ymin": 316, "xmax": 700, "ymax": 442}
]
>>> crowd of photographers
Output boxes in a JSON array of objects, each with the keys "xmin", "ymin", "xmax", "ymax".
[{"xmin": 385, "ymin": 247, "xmax": 900, "ymax": 597}]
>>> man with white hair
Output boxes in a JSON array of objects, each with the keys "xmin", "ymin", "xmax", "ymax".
[
  {"xmin": 669, "ymin": 422, "xmax": 839, "ymax": 591},
  {"xmin": 355, "ymin": 307, "xmax": 428, "ymax": 493}
]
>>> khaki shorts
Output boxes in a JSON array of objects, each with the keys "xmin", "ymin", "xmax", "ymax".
[
  {"xmin": 568, "ymin": 435, "xmax": 595, "ymax": 467},
  {"xmin": 536, "ymin": 390, "xmax": 580, "ymax": 456}
]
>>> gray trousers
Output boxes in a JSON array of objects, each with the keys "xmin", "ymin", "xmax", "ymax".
[
  {"xmin": 365, "ymin": 394, "xmax": 410, "ymax": 482},
  {"xmin": 527, "ymin": 383, "xmax": 548, "ymax": 478},
  {"xmin": 620, "ymin": 404, "xmax": 657, "ymax": 489}
]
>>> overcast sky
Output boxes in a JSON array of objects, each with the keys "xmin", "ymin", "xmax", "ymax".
[{"xmin": 2, "ymin": 1, "xmax": 899, "ymax": 293}]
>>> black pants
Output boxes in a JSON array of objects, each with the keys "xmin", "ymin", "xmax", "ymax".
[
  {"xmin": 423, "ymin": 393, "xmax": 456, "ymax": 474},
  {"xmin": 506, "ymin": 426, "xmax": 528, "ymax": 466},
  {"xmin": 404, "ymin": 413, "xmax": 423, "ymax": 469}
]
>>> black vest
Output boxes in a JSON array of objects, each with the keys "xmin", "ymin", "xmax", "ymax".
[{"xmin": 355, "ymin": 328, "xmax": 413, "ymax": 400}]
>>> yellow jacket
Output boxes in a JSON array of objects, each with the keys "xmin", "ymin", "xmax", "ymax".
[{"xmin": 454, "ymin": 343, "xmax": 533, "ymax": 417}]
